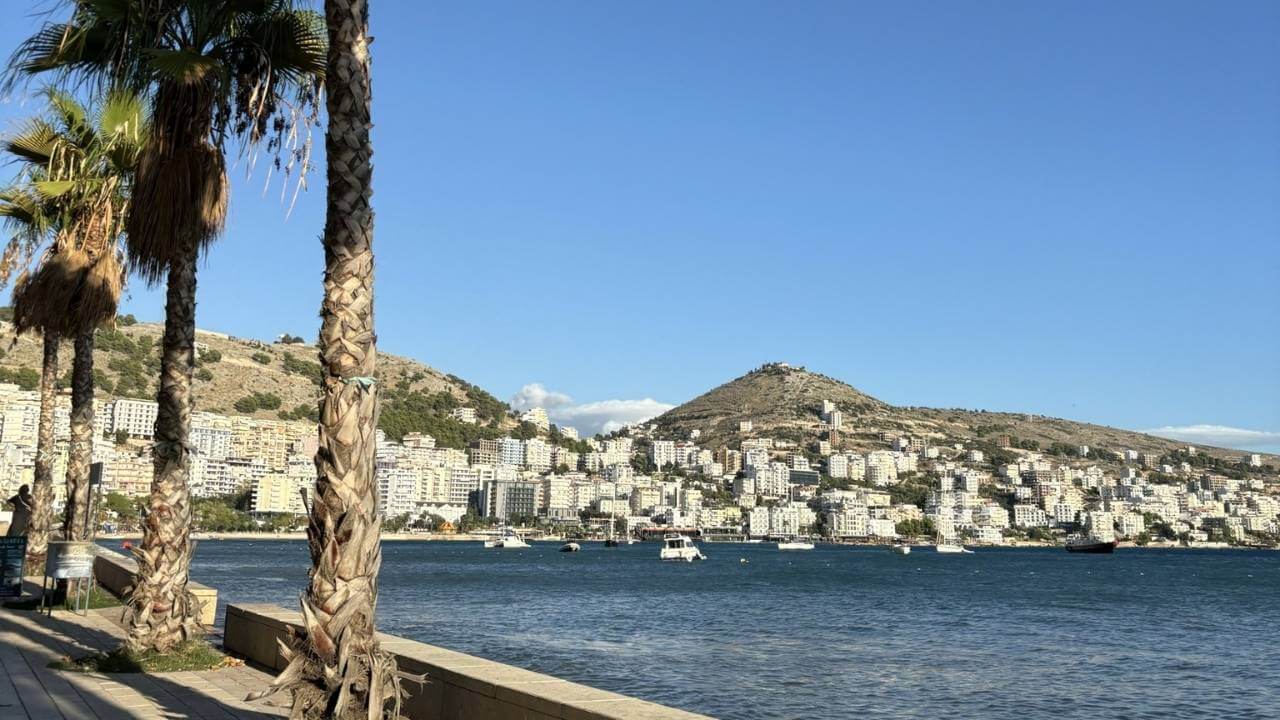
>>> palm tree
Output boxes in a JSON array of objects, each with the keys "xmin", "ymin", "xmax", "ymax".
[
  {"xmin": 249, "ymin": 0, "xmax": 402, "ymax": 716},
  {"xmin": 10, "ymin": 0, "xmax": 325, "ymax": 653},
  {"xmin": 0, "ymin": 90, "xmax": 144, "ymax": 553},
  {"xmin": 0, "ymin": 186, "xmax": 60, "ymax": 564}
]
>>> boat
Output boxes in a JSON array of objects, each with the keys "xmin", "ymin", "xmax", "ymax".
[
  {"xmin": 559, "ymin": 542, "xmax": 581, "ymax": 553},
  {"xmin": 1065, "ymin": 536, "xmax": 1118, "ymax": 554},
  {"xmin": 483, "ymin": 527, "xmax": 530, "ymax": 549},
  {"xmin": 891, "ymin": 544, "xmax": 912, "ymax": 555},
  {"xmin": 659, "ymin": 533, "xmax": 706, "ymax": 562},
  {"xmin": 935, "ymin": 543, "xmax": 972, "ymax": 554},
  {"xmin": 777, "ymin": 537, "xmax": 815, "ymax": 551}
]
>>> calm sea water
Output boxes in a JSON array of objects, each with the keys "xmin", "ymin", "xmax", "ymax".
[{"xmin": 174, "ymin": 540, "xmax": 1278, "ymax": 720}]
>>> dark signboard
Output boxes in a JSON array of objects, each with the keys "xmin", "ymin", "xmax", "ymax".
[{"xmin": 0, "ymin": 536, "xmax": 26, "ymax": 597}]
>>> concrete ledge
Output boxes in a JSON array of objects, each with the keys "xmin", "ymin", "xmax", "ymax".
[
  {"xmin": 93, "ymin": 547, "xmax": 218, "ymax": 626},
  {"xmin": 225, "ymin": 603, "xmax": 714, "ymax": 720}
]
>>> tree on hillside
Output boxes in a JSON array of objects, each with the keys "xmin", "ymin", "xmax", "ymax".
[{"xmin": 11, "ymin": 0, "xmax": 325, "ymax": 654}]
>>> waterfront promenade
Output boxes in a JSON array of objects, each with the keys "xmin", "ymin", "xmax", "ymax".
[{"xmin": 0, "ymin": 599, "xmax": 284, "ymax": 720}]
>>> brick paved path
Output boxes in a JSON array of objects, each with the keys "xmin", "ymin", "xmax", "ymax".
[{"xmin": 0, "ymin": 601, "xmax": 287, "ymax": 720}]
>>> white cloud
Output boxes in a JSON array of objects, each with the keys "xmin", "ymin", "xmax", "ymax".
[
  {"xmin": 510, "ymin": 383, "xmax": 674, "ymax": 436},
  {"xmin": 510, "ymin": 383, "xmax": 573, "ymax": 411},
  {"xmin": 1143, "ymin": 424, "xmax": 1280, "ymax": 454}
]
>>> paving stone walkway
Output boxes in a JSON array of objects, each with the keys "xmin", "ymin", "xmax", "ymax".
[{"xmin": 0, "ymin": 598, "xmax": 288, "ymax": 720}]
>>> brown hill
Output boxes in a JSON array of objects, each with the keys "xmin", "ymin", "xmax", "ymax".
[
  {"xmin": 0, "ymin": 319, "xmax": 513, "ymax": 443},
  {"xmin": 653, "ymin": 363, "xmax": 1276, "ymax": 467}
]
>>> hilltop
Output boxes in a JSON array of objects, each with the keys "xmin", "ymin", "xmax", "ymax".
[
  {"xmin": 0, "ymin": 316, "xmax": 515, "ymax": 448},
  {"xmin": 652, "ymin": 363, "xmax": 1275, "ymax": 466}
]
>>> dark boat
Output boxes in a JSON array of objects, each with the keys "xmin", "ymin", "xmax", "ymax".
[
  {"xmin": 604, "ymin": 538, "xmax": 619, "ymax": 547},
  {"xmin": 1065, "ymin": 537, "xmax": 1118, "ymax": 553}
]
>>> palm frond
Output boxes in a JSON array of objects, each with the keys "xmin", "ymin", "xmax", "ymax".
[
  {"xmin": 144, "ymin": 48, "xmax": 226, "ymax": 85},
  {"xmin": 3, "ymin": 120, "xmax": 60, "ymax": 165}
]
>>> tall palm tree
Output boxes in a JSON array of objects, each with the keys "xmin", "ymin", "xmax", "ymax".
[
  {"xmin": 0, "ymin": 186, "xmax": 60, "ymax": 563},
  {"xmin": 10, "ymin": 0, "xmax": 326, "ymax": 653},
  {"xmin": 0, "ymin": 90, "xmax": 144, "ymax": 552},
  {"xmin": 249, "ymin": 0, "xmax": 401, "ymax": 716}
]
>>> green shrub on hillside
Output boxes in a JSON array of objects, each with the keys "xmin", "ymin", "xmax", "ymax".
[{"xmin": 234, "ymin": 392, "xmax": 282, "ymax": 413}]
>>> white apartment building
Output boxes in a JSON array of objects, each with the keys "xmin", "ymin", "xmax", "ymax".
[
  {"xmin": 520, "ymin": 407, "xmax": 550, "ymax": 431},
  {"xmin": 498, "ymin": 437, "xmax": 524, "ymax": 467},
  {"xmin": 1013, "ymin": 504, "xmax": 1049, "ymax": 528},
  {"xmin": 828, "ymin": 454, "xmax": 849, "ymax": 479},
  {"xmin": 650, "ymin": 440, "xmax": 676, "ymax": 469},
  {"xmin": 523, "ymin": 438, "xmax": 552, "ymax": 471},
  {"xmin": 251, "ymin": 473, "xmax": 308, "ymax": 514},
  {"xmin": 111, "ymin": 399, "xmax": 159, "ymax": 439},
  {"xmin": 449, "ymin": 407, "xmax": 477, "ymax": 424}
]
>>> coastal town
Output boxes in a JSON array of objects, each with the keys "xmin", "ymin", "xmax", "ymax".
[{"xmin": 2, "ymin": 379, "xmax": 1276, "ymax": 547}]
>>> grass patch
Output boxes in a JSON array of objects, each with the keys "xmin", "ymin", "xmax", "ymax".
[
  {"xmin": 3, "ymin": 585, "xmax": 122, "ymax": 612},
  {"xmin": 49, "ymin": 639, "xmax": 234, "ymax": 673}
]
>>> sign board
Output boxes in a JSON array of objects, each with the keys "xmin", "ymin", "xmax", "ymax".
[
  {"xmin": 45, "ymin": 541, "xmax": 96, "ymax": 580},
  {"xmin": 0, "ymin": 536, "xmax": 26, "ymax": 597}
]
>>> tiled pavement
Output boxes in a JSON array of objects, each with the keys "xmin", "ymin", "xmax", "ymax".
[{"xmin": 0, "ymin": 597, "xmax": 288, "ymax": 720}]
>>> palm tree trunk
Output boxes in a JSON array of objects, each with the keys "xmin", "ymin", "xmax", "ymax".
[
  {"xmin": 27, "ymin": 332, "xmax": 59, "ymax": 563},
  {"xmin": 126, "ymin": 247, "xmax": 199, "ymax": 654},
  {"xmin": 62, "ymin": 330, "xmax": 95, "ymax": 541},
  {"xmin": 250, "ymin": 0, "xmax": 401, "ymax": 716}
]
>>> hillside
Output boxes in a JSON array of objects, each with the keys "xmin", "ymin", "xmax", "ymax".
[
  {"xmin": 653, "ymin": 363, "xmax": 1276, "ymax": 467},
  {"xmin": 0, "ymin": 317, "xmax": 514, "ymax": 448}
]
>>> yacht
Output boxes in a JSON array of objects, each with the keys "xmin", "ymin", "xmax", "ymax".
[
  {"xmin": 483, "ymin": 527, "xmax": 530, "ymax": 549},
  {"xmin": 1065, "ymin": 535, "xmax": 1118, "ymax": 553},
  {"xmin": 777, "ymin": 537, "xmax": 815, "ymax": 551},
  {"xmin": 659, "ymin": 534, "xmax": 706, "ymax": 562},
  {"xmin": 559, "ymin": 541, "xmax": 581, "ymax": 553},
  {"xmin": 891, "ymin": 544, "xmax": 912, "ymax": 555}
]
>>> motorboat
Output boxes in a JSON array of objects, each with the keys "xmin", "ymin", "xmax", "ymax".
[
  {"xmin": 1065, "ymin": 535, "xmax": 1118, "ymax": 553},
  {"xmin": 559, "ymin": 542, "xmax": 581, "ymax": 553},
  {"xmin": 777, "ymin": 537, "xmax": 815, "ymax": 551},
  {"xmin": 935, "ymin": 543, "xmax": 973, "ymax": 554},
  {"xmin": 891, "ymin": 544, "xmax": 912, "ymax": 555},
  {"xmin": 659, "ymin": 534, "xmax": 706, "ymax": 562},
  {"xmin": 483, "ymin": 527, "xmax": 530, "ymax": 549}
]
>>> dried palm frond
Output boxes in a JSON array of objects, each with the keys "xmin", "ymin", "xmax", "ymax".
[{"xmin": 125, "ymin": 139, "xmax": 228, "ymax": 284}]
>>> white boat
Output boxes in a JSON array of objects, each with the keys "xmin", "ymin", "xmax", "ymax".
[
  {"xmin": 935, "ymin": 543, "xmax": 973, "ymax": 554},
  {"xmin": 777, "ymin": 538, "xmax": 814, "ymax": 551},
  {"xmin": 891, "ymin": 544, "xmax": 912, "ymax": 555},
  {"xmin": 559, "ymin": 542, "xmax": 581, "ymax": 553},
  {"xmin": 659, "ymin": 534, "xmax": 706, "ymax": 562},
  {"xmin": 483, "ymin": 527, "xmax": 530, "ymax": 549}
]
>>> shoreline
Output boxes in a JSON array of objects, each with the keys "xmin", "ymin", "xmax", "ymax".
[{"xmin": 92, "ymin": 532, "xmax": 1275, "ymax": 550}]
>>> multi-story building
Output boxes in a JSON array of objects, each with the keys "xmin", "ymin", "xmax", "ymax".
[
  {"xmin": 111, "ymin": 399, "xmax": 159, "ymax": 439},
  {"xmin": 650, "ymin": 440, "xmax": 676, "ymax": 469},
  {"xmin": 449, "ymin": 407, "xmax": 477, "ymax": 424},
  {"xmin": 251, "ymin": 473, "xmax": 308, "ymax": 514},
  {"xmin": 479, "ymin": 480, "xmax": 537, "ymax": 520},
  {"xmin": 519, "ymin": 407, "xmax": 550, "ymax": 431},
  {"xmin": 498, "ymin": 437, "xmax": 524, "ymax": 467}
]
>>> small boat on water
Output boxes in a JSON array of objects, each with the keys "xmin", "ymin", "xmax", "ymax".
[
  {"xmin": 483, "ymin": 527, "xmax": 530, "ymax": 549},
  {"xmin": 777, "ymin": 537, "xmax": 815, "ymax": 551},
  {"xmin": 935, "ymin": 543, "xmax": 973, "ymax": 554},
  {"xmin": 891, "ymin": 544, "xmax": 912, "ymax": 555},
  {"xmin": 659, "ymin": 533, "xmax": 706, "ymax": 562},
  {"xmin": 559, "ymin": 542, "xmax": 581, "ymax": 553},
  {"xmin": 1065, "ymin": 536, "xmax": 1118, "ymax": 554}
]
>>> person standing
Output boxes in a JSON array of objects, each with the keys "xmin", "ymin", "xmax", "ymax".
[{"xmin": 6, "ymin": 485, "xmax": 33, "ymax": 536}]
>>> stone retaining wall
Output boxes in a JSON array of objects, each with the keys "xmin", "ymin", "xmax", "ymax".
[
  {"xmin": 93, "ymin": 547, "xmax": 218, "ymax": 626},
  {"xmin": 224, "ymin": 603, "xmax": 715, "ymax": 720}
]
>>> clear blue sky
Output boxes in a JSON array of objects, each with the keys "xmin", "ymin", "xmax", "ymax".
[{"xmin": 2, "ymin": 1, "xmax": 1278, "ymax": 448}]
